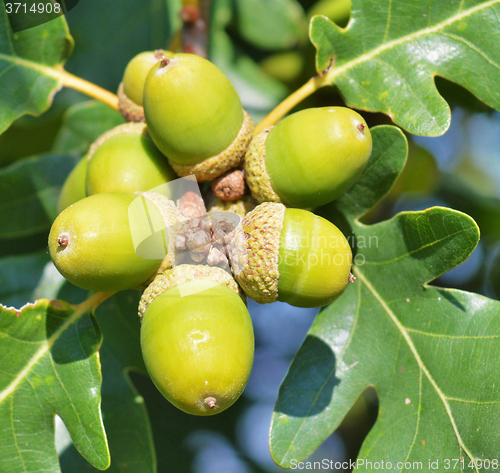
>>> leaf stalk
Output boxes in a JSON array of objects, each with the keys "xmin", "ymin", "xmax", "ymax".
[
  {"xmin": 254, "ymin": 73, "xmax": 330, "ymax": 134},
  {"xmin": 52, "ymin": 69, "xmax": 119, "ymax": 111}
]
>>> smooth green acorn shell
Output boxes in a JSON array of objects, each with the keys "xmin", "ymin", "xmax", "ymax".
[
  {"xmin": 122, "ymin": 50, "xmax": 174, "ymax": 106},
  {"xmin": 258, "ymin": 107, "xmax": 372, "ymax": 208},
  {"xmin": 85, "ymin": 123, "xmax": 177, "ymax": 196},
  {"xmin": 231, "ymin": 203, "xmax": 352, "ymax": 307},
  {"xmin": 278, "ymin": 208, "xmax": 352, "ymax": 308},
  {"xmin": 49, "ymin": 192, "xmax": 164, "ymax": 292},
  {"xmin": 57, "ymin": 156, "xmax": 88, "ymax": 214},
  {"xmin": 140, "ymin": 279, "xmax": 254, "ymax": 416},
  {"xmin": 143, "ymin": 54, "xmax": 244, "ymax": 166}
]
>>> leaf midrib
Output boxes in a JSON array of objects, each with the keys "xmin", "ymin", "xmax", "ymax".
[
  {"xmin": 324, "ymin": 0, "xmax": 500, "ymax": 83},
  {"xmin": 0, "ymin": 52, "xmax": 64, "ymax": 81},
  {"xmin": 353, "ymin": 266, "xmax": 479, "ymax": 472}
]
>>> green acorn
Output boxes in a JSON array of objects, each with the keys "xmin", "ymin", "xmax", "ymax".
[
  {"xmin": 229, "ymin": 202, "xmax": 352, "ymax": 307},
  {"xmin": 85, "ymin": 123, "xmax": 177, "ymax": 196},
  {"xmin": 49, "ymin": 192, "xmax": 175, "ymax": 292},
  {"xmin": 57, "ymin": 156, "xmax": 88, "ymax": 213},
  {"xmin": 245, "ymin": 107, "xmax": 372, "ymax": 208},
  {"xmin": 118, "ymin": 50, "xmax": 175, "ymax": 122},
  {"xmin": 139, "ymin": 265, "xmax": 253, "ymax": 416},
  {"xmin": 143, "ymin": 54, "xmax": 254, "ymax": 181}
]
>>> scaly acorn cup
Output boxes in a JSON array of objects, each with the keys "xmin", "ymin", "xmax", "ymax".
[
  {"xmin": 229, "ymin": 202, "xmax": 352, "ymax": 307},
  {"xmin": 208, "ymin": 194, "xmax": 258, "ymax": 217},
  {"xmin": 143, "ymin": 54, "xmax": 254, "ymax": 181},
  {"xmin": 139, "ymin": 265, "xmax": 254, "ymax": 416},
  {"xmin": 85, "ymin": 123, "xmax": 177, "ymax": 196},
  {"xmin": 245, "ymin": 107, "xmax": 372, "ymax": 208},
  {"xmin": 134, "ymin": 191, "xmax": 187, "ymax": 273},
  {"xmin": 118, "ymin": 50, "xmax": 175, "ymax": 122},
  {"xmin": 49, "ymin": 192, "xmax": 166, "ymax": 292},
  {"xmin": 57, "ymin": 156, "xmax": 88, "ymax": 213}
]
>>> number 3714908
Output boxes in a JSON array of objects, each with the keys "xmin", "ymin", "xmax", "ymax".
[
  {"xmin": 5, "ymin": 3, "xmax": 62, "ymax": 14},
  {"xmin": 444, "ymin": 458, "xmax": 498, "ymax": 469}
]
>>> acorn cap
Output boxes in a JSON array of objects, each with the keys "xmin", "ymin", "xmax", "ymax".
[
  {"xmin": 229, "ymin": 202, "xmax": 285, "ymax": 304},
  {"xmin": 244, "ymin": 128, "xmax": 281, "ymax": 203},
  {"xmin": 137, "ymin": 191, "xmax": 187, "ymax": 275},
  {"xmin": 87, "ymin": 122, "xmax": 149, "ymax": 162},
  {"xmin": 138, "ymin": 264, "xmax": 244, "ymax": 318},
  {"xmin": 118, "ymin": 81, "xmax": 145, "ymax": 122},
  {"xmin": 170, "ymin": 110, "xmax": 254, "ymax": 181},
  {"xmin": 208, "ymin": 194, "xmax": 258, "ymax": 217}
]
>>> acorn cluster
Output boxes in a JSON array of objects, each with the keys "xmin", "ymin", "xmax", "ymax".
[{"xmin": 49, "ymin": 50, "xmax": 372, "ymax": 416}]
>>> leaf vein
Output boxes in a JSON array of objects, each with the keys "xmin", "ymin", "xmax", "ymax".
[
  {"xmin": 353, "ymin": 267, "xmax": 479, "ymax": 471},
  {"xmin": 405, "ymin": 327, "xmax": 500, "ymax": 340},
  {"xmin": 446, "ymin": 397, "xmax": 500, "ymax": 405},
  {"xmin": 440, "ymin": 31, "xmax": 500, "ymax": 72},
  {"xmin": 0, "ymin": 304, "xmax": 84, "ymax": 405},
  {"xmin": 402, "ymin": 368, "xmax": 423, "ymax": 469},
  {"xmin": 361, "ymin": 226, "xmax": 471, "ymax": 266},
  {"xmin": 326, "ymin": 0, "xmax": 500, "ymax": 85}
]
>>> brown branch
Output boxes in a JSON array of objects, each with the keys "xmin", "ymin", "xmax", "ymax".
[{"xmin": 181, "ymin": 0, "xmax": 210, "ymax": 57}]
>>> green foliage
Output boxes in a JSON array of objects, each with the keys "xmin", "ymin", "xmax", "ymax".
[
  {"xmin": 210, "ymin": 0, "xmax": 300, "ymax": 120},
  {"xmin": 491, "ymin": 250, "xmax": 500, "ymax": 299},
  {"xmin": 0, "ymin": 299, "xmax": 109, "ymax": 472},
  {"xmin": 60, "ymin": 290, "xmax": 156, "ymax": 473},
  {"xmin": 310, "ymin": 0, "xmax": 500, "ymax": 136},
  {"xmin": 0, "ymin": 250, "xmax": 52, "ymax": 308},
  {"xmin": 271, "ymin": 126, "xmax": 500, "ymax": 467},
  {"xmin": 53, "ymin": 101, "xmax": 125, "ymax": 154},
  {"xmin": 64, "ymin": 0, "xmax": 181, "ymax": 92},
  {"xmin": 0, "ymin": 152, "xmax": 79, "ymax": 239},
  {"xmin": 233, "ymin": 0, "xmax": 307, "ymax": 50},
  {"xmin": 0, "ymin": 0, "xmax": 499, "ymax": 471},
  {"xmin": 0, "ymin": 8, "xmax": 73, "ymax": 134}
]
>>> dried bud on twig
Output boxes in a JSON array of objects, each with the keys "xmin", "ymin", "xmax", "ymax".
[{"xmin": 211, "ymin": 169, "xmax": 246, "ymax": 201}]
